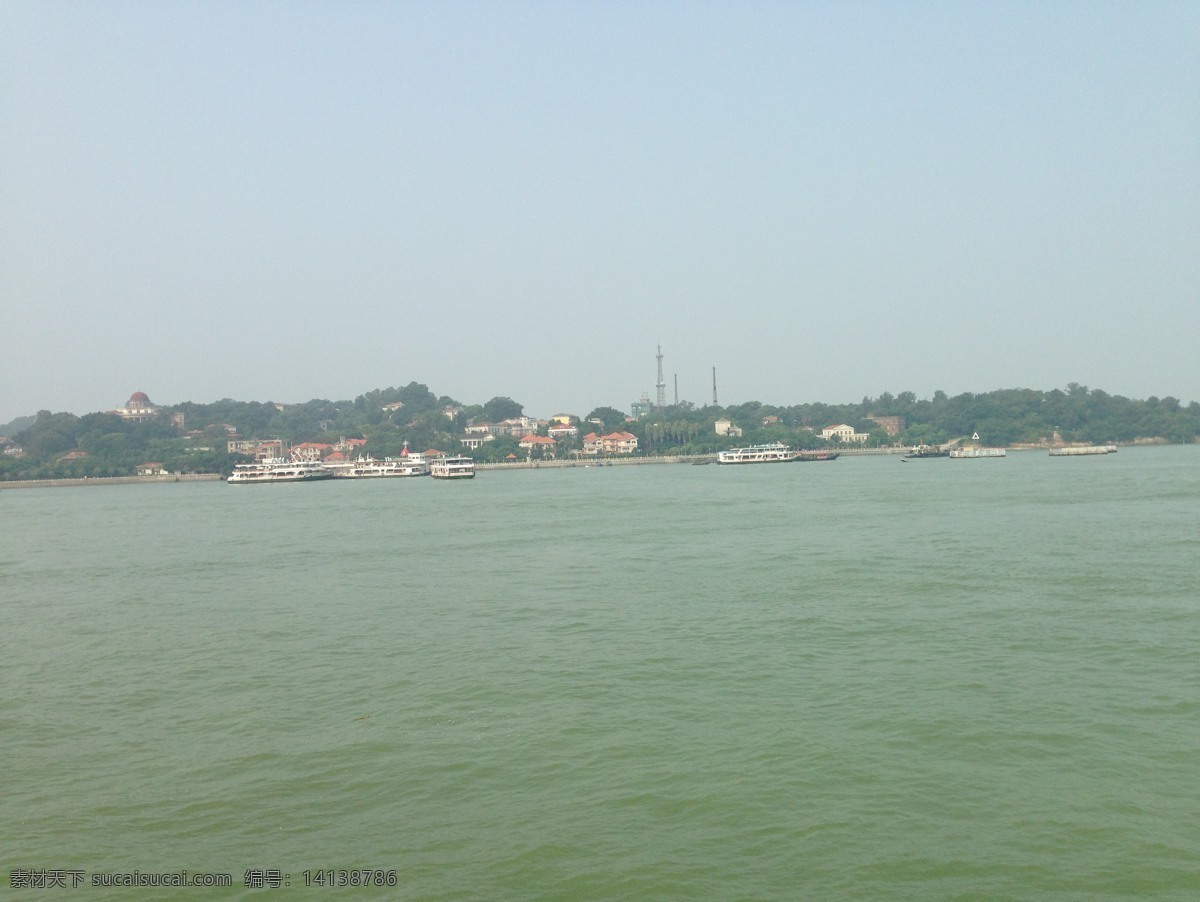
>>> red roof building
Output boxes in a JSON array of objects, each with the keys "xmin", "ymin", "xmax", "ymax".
[
  {"xmin": 290, "ymin": 442, "xmax": 333, "ymax": 461},
  {"xmin": 582, "ymin": 431, "xmax": 638, "ymax": 455}
]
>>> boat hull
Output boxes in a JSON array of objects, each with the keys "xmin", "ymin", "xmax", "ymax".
[{"xmin": 796, "ymin": 451, "xmax": 839, "ymax": 462}]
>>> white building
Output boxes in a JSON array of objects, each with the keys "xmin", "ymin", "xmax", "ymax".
[
  {"xmin": 110, "ymin": 391, "xmax": 158, "ymax": 423},
  {"xmin": 820, "ymin": 424, "xmax": 870, "ymax": 443},
  {"xmin": 459, "ymin": 434, "xmax": 495, "ymax": 450}
]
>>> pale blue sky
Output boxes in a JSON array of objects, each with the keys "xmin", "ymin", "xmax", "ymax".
[{"xmin": 3, "ymin": 1, "xmax": 1197, "ymax": 423}]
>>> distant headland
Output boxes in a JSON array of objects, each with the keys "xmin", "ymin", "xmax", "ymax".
[{"xmin": 2, "ymin": 383, "xmax": 1197, "ymax": 482}]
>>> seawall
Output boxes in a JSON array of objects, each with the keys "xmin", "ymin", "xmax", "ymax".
[{"xmin": 0, "ymin": 474, "xmax": 222, "ymax": 490}]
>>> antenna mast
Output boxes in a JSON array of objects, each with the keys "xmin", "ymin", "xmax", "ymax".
[
  {"xmin": 655, "ymin": 345, "xmax": 666, "ymax": 409},
  {"xmin": 712, "ymin": 367, "xmax": 718, "ymax": 406},
  {"xmin": 674, "ymin": 374, "xmax": 679, "ymax": 406}
]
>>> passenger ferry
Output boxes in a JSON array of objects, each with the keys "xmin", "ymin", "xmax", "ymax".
[
  {"xmin": 717, "ymin": 443, "xmax": 801, "ymax": 464},
  {"xmin": 350, "ymin": 456, "xmax": 429, "ymax": 477},
  {"xmin": 227, "ymin": 459, "xmax": 334, "ymax": 484},
  {"xmin": 429, "ymin": 455, "xmax": 476, "ymax": 479}
]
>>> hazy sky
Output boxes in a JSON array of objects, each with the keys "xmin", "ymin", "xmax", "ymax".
[{"xmin": 3, "ymin": 1, "xmax": 1197, "ymax": 424}]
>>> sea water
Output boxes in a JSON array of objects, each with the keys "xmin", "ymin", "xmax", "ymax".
[{"xmin": 2, "ymin": 447, "xmax": 1198, "ymax": 898}]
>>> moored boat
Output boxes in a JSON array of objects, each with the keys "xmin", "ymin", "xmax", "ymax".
[
  {"xmin": 429, "ymin": 455, "xmax": 476, "ymax": 479},
  {"xmin": 350, "ymin": 456, "xmax": 429, "ymax": 477},
  {"xmin": 901, "ymin": 444, "xmax": 949, "ymax": 460},
  {"xmin": 795, "ymin": 449, "xmax": 839, "ymax": 462},
  {"xmin": 717, "ymin": 443, "xmax": 800, "ymax": 464},
  {"xmin": 227, "ymin": 458, "xmax": 334, "ymax": 484}
]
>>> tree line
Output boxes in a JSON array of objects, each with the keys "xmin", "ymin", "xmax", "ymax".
[{"xmin": 2, "ymin": 382, "xmax": 1197, "ymax": 480}]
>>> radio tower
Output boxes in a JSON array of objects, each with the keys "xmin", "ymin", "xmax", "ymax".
[
  {"xmin": 655, "ymin": 345, "xmax": 666, "ymax": 409},
  {"xmin": 674, "ymin": 374, "xmax": 679, "ymax": 407},
  {"xmin": 712, "ymin": 366, "xmax": 718, "ymax": 406}
]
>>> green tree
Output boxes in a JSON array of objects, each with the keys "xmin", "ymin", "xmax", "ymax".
[
  {"xmin": 482, "ymin": 396, "xmax": 524, "ymax": 422},
  {"xmin": 472, "ymin": 434, "xmax": 520, "ymax": 463},
  {"xmin": 17, "ymin": 411, "xmax": 80, "ymax": 458},
  {"xmin": 586, "ymin": 407, "xmax": 628, "ymax": 431}
]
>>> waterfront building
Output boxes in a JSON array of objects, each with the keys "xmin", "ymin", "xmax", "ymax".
[
  {"xmin": 867, "ymin": 415, "xmax": 906, "ymax": 436},
  {"xmin": 290, "ymin": 442, "xmax": 333, "ymax": 461},
  {"xmin": 519, "ymin": 434, "xmax": 557, "ymax": 457},
  {"xmin": 821, "ymin": 424, "xmax": 870, "ymax": 443},
  {"xmin": 582, "ymin": 431, "xmax": 639, "ymax": 455},
  {"xmin": 332, "ymin": 437, "xmax": 368, "ymax": 455},
  {"xmin": 228, "ymin": 438, "xmax": 285, "ymax": 460}
]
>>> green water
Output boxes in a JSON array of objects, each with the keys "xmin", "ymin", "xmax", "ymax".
[{"xmin": 3, "ymin": 448, "xmax": 1198, "ymax": 898}]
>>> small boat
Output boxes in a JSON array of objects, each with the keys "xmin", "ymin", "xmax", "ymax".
[
  {"xmin": 901, "ymin": 445, "xmax": 949, "ymax": 460},
  {"xmin": 795, "ymin": 450, "xmax": 839, "ymax": 462},
  {"xmin": 429, "ymin": 456, "xmax": 476, "ymax": 479},
  {"xmin": 227, "ymin": 458, "xmax": 334, "ymax": 484},
  {"xmin": 717, "ymin": 443, "xmax": 800, "ymax": 464}
]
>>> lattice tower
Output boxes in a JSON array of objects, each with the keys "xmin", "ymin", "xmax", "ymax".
[{"xmin": 655, "ymin": 345, "xmax": 666, "ymax": 409}]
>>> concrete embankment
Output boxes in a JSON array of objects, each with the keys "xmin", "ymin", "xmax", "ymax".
[
  {"xmin": 478, "ymin": 455, "xmax": 700, "ymax": 470},
  {"xmin": 477, "ymin": 448, "xmax": 906, "ymax": 470},
  {"xmin": 2, "ymin": 449, "xmax": 917, "ymax": 487},
  {"xmin": 0, "ymin": 474, "xmax": 222, "ymax": 490}
]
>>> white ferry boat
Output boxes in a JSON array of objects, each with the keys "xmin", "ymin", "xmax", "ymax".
[
  {"xmin": 350, "ymin": 456, "xmax": 429, "ymax": 477},
  {"xmin": 227, "ymin": 459, "xmax": 334, "ymax": 484},
  {"xmin": 429, "ymin": 456, "xmax": 476, "ymax": 479},
  {"xmin": 717, "ymin": 443, "xmax": 801, "ymax": 464}
]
